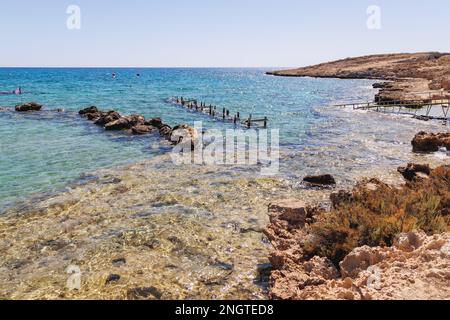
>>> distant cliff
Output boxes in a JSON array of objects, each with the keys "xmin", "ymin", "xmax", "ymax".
[{"xmin": 267, "ymin": 52, "xmax": 450, "ymax": 102}]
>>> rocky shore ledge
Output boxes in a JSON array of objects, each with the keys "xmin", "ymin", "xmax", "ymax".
[
  {"xmin": 267, "ymin": 52, "xmax": 450, "ymax": 102},
  {"xmin": 265, "ymin": 163, "xmax": 450, "ymax": 300}
]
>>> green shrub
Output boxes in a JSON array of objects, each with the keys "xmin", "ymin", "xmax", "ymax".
[{"xmin": 304, "ymin": 166, "xmax": 450, "ymax": 266}]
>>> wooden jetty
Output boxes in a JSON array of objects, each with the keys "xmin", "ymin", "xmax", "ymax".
[
  {"xmin": 332, "ymin": 98, "xmax": 450, "ymax": 122},
  {"xmin": 169, "ymin": 97, "xmax": 269, "ymax": 128}
]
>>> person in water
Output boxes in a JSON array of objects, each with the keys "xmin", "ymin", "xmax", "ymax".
[{"xmin": 0, "ymin": 87, "xmax": 22, "ymax": 95}]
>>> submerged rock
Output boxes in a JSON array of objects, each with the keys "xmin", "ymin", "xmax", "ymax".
[
  {"xmin": 126, "ymin": 286, "xmax": 163, "ymax": 300},
  {"xmin": 15, "ymin": 102, "xmax": 42, "ymax": 112},
  {"xmin": 303, "ymin": 174, "xmax": 336, "ymax": 186},
  {"xmin": 105, "ymin": 274, "xmax": 121, "ymax": 284},
  {"xmin": 104, "ymin": 115, "xmax": 145, "ymax": 131}
]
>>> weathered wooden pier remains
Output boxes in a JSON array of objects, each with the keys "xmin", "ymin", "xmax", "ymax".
[
  {"xmin": 170, "ymin": 97, "xmax": 268, "ymax": 128},
  {"xmin": 333, "ymin": 97, "xmax": 450, "ymax": 122}
]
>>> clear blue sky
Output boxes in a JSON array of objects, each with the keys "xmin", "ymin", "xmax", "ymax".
[{"xmin": 1, "ymin": 0, "xmax": 449, "ymax": 67}]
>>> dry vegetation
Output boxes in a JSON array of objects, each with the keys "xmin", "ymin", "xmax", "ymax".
[{"xmin": 304, "ymin": 165, "xmax": 450, "ymax": 266}]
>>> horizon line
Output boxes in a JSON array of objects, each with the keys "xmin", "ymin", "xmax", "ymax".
[{"xmin": 0, "ymin": 66, "xmax": 291, "ymax": 69}]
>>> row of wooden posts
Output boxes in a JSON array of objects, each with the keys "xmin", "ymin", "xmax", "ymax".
[{"xmin": 172, "ymin": 97, "xmax": 268, "ymax": 129}]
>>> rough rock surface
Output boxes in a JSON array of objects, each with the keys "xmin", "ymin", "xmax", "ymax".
[
  {"xmin": 79, "ymin": 106, "xmax": 99, "ymax": 115},
  {"xmin": 170, "ymin": 124, "xmax": 199, "ymax": 144},
  {"xmin": 94, "ymin": 111, "xmax": 121, "ymax": 126},
  {"xmin": 132, "ymin": 124, "xmax": 156, "ymax": 135},
  {"xmin": 15, "ymin": 102, "xmax": 42, "ymax": 112},
  {"xmin": 267, "ymin": 52, "xmax": 450, "ymax": 102},
  {"xmin": 412, "ymin": 132, "xmax": 450, "ymax": 153},
  {"xmin": 397, "ymin": 163, "xmax": 431, "ymax": 181},
  {"xmin": 266, "ymin": 201, "xmax": 450, "ymax": 300}
]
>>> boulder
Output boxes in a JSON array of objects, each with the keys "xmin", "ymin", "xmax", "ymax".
[
  {"xmin": 170, "ymin": 124, "xmax": 199, "ymax": 144},
  {"xmin": 303, "ymin": 174, "xmax": 336, "ymax": 186},
  {"xmin": 88, "ymin": 113, "xmax": 102, "ymax": 121},
  {"xmin": 79, "ymin": 106, "xmax": 99, "ymax": 115},
  {"xmin": 132, "ymin": 125, "xmax": 156, "ymax": 135},
  {"xmin": 104, "ymin": 115, "xmax": 145, "ymax": 131},
  {"xmin": 411, "ymin": 131, "xmax": 450, "ymax": 153},
  {"xmin": 94, "ymin": 111, "xmax": 121, "ymax": 126},
  {"xmin": 397, "ymin": 163, "xmax": 431, "ymax": 181},
  {"xmin": 158, "ymin": 124, "xmax": 173, "ymax": 138},
  {"xmin": 105, "ymin": 117, "xmax": 131, "ymax": 131},
  {"xmin": 15, "ymin": 102, "xmax": 42, "ymax": 112}
]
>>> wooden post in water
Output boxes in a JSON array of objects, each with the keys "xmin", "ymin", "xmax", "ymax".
[
  {"xmin": 222, "ymin": 108, "xmax": 226, "ymax": 120},
  {"xmin": 263, "ymin": 117, "xmax": 267, "ymax": 128},
  {"xmin": 247, "ymin": 114, "xmax": 252, "ymax": 128},
  {"xmin": 233, "ymin": 115, "xmax": 237, "ymax": 124},
  {"xmin": 237, "ymin": 112, "xmax": 240, "ymax": 120}
]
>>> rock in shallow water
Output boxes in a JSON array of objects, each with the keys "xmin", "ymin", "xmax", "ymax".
[
  {"xmin": 303, "ymin": 174, "xmax": 336, "ymax": 186},
  {"xmin": 132, "ymin": 124, "xmax": 156, "ymax": 135},
  {"xmin": 105, "ymin": 274, "xmax": 121, "ymax": 284},
  {"xmin": 126, "ymin": 286, "xmax": 163, "ymax": 300},
  {"xmin": 397, "ymin": 163, "xmax": 431, "ymax": 182},
  {"xmin": 94, "ymin": 111, "xmax": 121, "ymax": 126},
  {"xmin": 15, "ymin": 102, "xmax": 42, "ymax": 112},
  {"xmin": 78, "ymin": 106, "xmax": 99, "ymax": 115},
  {"xmin": 105, "ymin": 115, "xmax": 146, "ymax": 131},
  {"xmin": 412, "ymin": 131, "xmax": 450, "ymax": 153}
]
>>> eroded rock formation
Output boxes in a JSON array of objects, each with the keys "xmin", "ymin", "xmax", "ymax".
[
  {"xmin": 412, "ymin": 131, "xmax": 450, "ymax": 153},
  {"xmin": 267, "ymin": 53, "xmax": 450, "ymax": 102}
]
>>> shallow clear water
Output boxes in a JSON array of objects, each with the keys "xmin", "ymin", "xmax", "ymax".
[
  {"xmin": 0, "ymin": 68, "xmax": 381, "ymax": 209},
  {"xmin": 1, "ymin": 68, "xmax": 449, "ymax": 299}
]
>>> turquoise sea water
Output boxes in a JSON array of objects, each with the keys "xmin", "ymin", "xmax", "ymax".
[{"xmin": 1, "ymin": 68, "xmax": 441, "ymax": 210}]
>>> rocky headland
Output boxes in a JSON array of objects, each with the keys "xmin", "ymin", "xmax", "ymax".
[{"xmin": 267, "ymin": 52, "xmax": 450, "ymax": 102}]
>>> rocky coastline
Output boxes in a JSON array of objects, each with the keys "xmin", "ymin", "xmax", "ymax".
[
  {"xmin": 265, "ymin": 137, "xmax": 450, "ymax": 300},
  {"xmin": 267, "ymin": 52, "xmax": 450, "ymax": 102}
]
